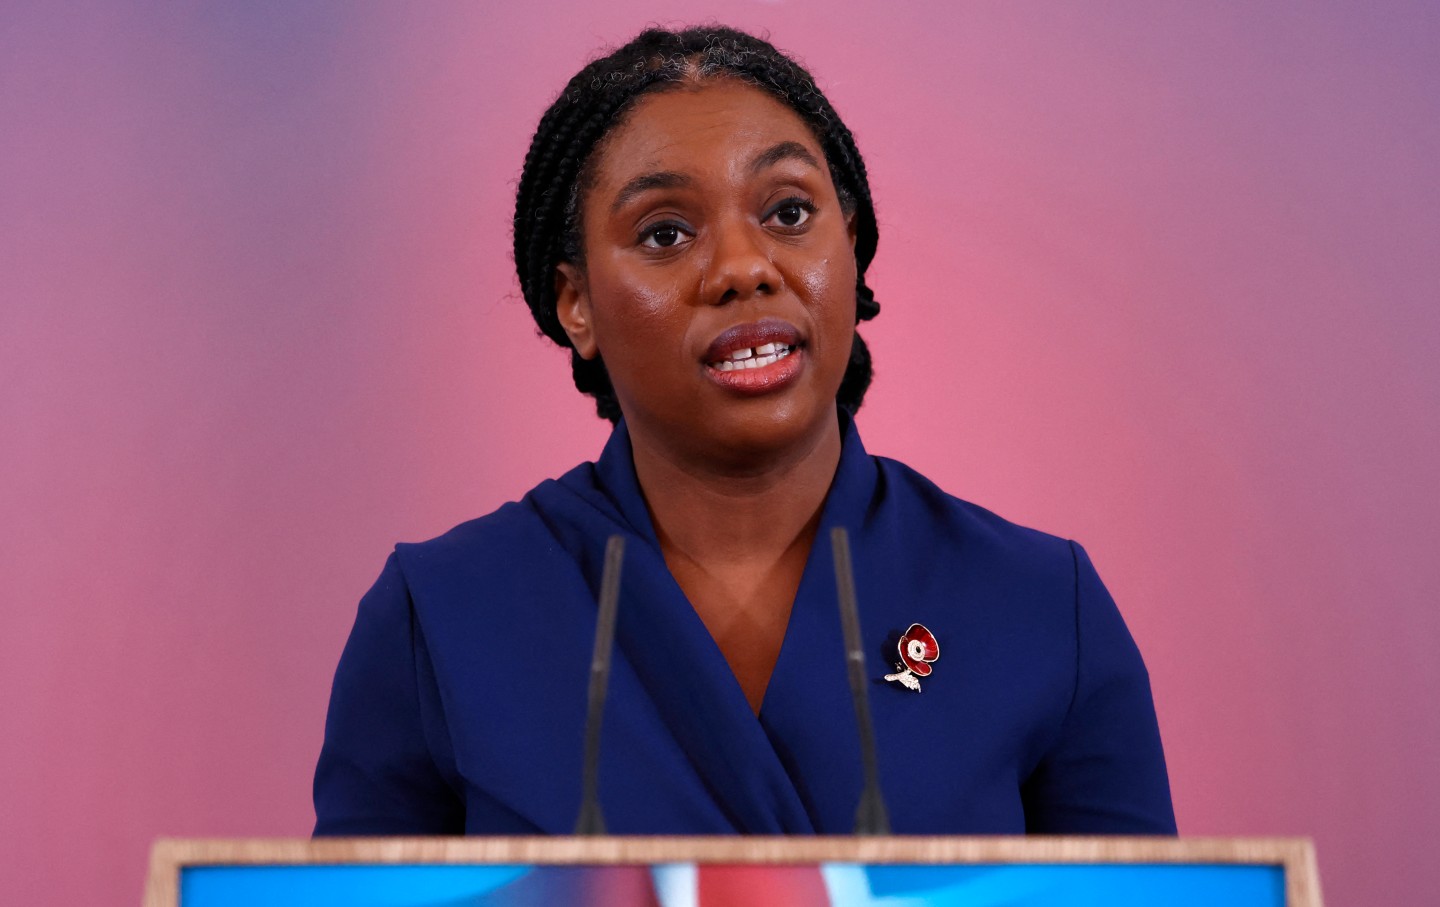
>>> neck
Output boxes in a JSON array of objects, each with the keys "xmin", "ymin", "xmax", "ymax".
[{"xmin": 628, "ymin": 413, "xmax": 844, "ymax": 569}]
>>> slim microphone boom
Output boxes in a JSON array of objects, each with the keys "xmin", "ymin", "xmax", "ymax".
[
  {"xmin": 574, "ymin": 534, "xmax": 625, "ymax": 835},
  {"xmin": 831, "ymin": 527, "xmax": 893, "ymax": 835}
]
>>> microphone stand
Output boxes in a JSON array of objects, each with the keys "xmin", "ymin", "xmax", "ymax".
[
  {"xmin": 574, "ymin": 530, "xmax": 891, "ymax": 836},
  {"xmin": 831, "ymin": 527, "xmax": 893, "ymax": 835},
  {"xmin": 574, "ymin": 535, "xmax": 625, "ymax": 835}
]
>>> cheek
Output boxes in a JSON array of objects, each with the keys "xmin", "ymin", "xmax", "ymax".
[
  {"xmin": 796, "ymin": 241, "xmax": 859, "ymax": 330},
  {"xmin": 587, "ymin": 267, "xmax": 692, "ymax": 361},
  {"xmin": 605, "ymin": 285, "xmax": 669, "ymax": 326}
]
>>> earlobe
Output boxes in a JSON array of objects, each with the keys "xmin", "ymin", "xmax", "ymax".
[{"xmin": 554, "ymin": 262, "xmax": 599, "ymax": 360}]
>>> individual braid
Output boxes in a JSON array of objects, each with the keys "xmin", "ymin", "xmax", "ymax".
[{"xmin": 513, "ymin": 26, "xmax": 882, "ymax": 422}]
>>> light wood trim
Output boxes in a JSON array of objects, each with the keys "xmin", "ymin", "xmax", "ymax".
[
  {"xmin": 142, "ymin": 840, "xmax": 180, "ymax": 907},
  {"xmin": 146, "ymin": 836, "xmax": 1321, "ymax": 907},
  {"xmin": 1290, "ymin": 836, "xmax": 1324, "ymax": 907}
]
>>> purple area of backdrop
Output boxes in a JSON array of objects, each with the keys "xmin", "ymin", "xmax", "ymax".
[{"xmin": 2, "ymin": 3, "xmax": 1436, "ymax": 905}]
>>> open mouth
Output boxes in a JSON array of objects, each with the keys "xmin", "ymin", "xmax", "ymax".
[
  {"xmin": 701, "ymin": 318, "xmax": 805, "ymax": 393},
  {"xmin": 707, "ymin": 342, "xmax": 798, "ymax": 372}
]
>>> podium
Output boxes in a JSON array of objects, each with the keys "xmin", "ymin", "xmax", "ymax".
[{"xmin": 144, "ymin": 836, "xmax": 1322, "ymax": 905}]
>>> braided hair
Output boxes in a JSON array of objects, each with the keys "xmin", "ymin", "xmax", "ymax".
[{"xmin": 513, "ymin": 25, "xmax": 881, "ymax": 423}]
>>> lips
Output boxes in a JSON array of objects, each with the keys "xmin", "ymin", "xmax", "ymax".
[
  {"xmin": 704, "ymin": 318, "xmax": 801, "ymax": 364},
  {"xmin": 702, "ymin": 318, "xmax": 805, "ymax": 393}
]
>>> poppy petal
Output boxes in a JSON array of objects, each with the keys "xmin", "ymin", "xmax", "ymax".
[
  {"xmin": 910, "ymin": 661, "xmax": 933, "ymax": 677},
  {"xmin": 905, "ymin": 623, "xmax": 939, "ymax": 660}
]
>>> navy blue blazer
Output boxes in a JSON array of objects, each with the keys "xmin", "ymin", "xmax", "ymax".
[{"xmin": 313, "ymin": 416, "xmax": 1175, "ymax": 835}]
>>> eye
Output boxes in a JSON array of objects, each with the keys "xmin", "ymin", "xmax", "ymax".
[
  {"xmin": 764, "ymin": 197, "xmax": 816, "ymax": 230},
  {"xmin": 639, "ymin": 221, "xmax": 693, "ymax": 250}
]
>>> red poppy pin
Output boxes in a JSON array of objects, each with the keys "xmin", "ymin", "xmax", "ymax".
[{"xmin": 883, "ymin": 623, "xmax": 939, "ymax": 692}]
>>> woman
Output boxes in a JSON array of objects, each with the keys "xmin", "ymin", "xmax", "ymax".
[{"xmin": 313, "ymin": 25, "xmax": 1175, "ymax": 836}]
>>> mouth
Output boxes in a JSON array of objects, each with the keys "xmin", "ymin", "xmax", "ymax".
[
  {"xmin": 708, "ymin": 341, "xmax": 798, "ymax": 372},
  {"xmin": 702, "ymin": 319, "xmax": 805, "ymax": 393}
]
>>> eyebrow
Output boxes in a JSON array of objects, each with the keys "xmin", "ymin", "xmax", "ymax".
[
  {"xmin": 610, "ymin": 171, "xmax": 692, "ymax": 215},
  {"xmin": 747, "ymin": 141, "xmax": 823, "ymax": 176},
  {"xmin": 607, "ymin": 142, "xmax": 824, "ymax": 215}
]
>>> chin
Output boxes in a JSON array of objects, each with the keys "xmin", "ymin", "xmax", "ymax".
[{"xmin": 697, "ymin": 396, "xmax": 838, "ymax": 466}]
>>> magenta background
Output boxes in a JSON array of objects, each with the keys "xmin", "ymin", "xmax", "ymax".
[{"xmin": 2, "ymin": 2, "xmax": 1436, "ymax": 905}]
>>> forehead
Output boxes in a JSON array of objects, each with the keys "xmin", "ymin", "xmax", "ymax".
[{"xmin": 588, "ymin": 79, "xmax": 823, "ymax": 191}]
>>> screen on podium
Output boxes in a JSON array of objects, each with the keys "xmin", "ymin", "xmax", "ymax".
[
  {"xmin": 146, "ymin": 837, "xmax": 1321, "ymax": 907},
  {"xmin": 178, "ymin": 862, "xmax": 1283, "ymax": 906}
]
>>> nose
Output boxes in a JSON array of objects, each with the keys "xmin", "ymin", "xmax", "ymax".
[{"xmin": 704, "ymin": 217, "xmax": 782, "ymax": 306}]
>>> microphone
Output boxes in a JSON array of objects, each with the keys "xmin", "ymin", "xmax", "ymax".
[
  {"xmin": 574, "ymin": 534, "xmax": 626, "ymax": 835},
  {"xmin": 830, "ymin": 527, "xmax": 892, "ymax": 835}
]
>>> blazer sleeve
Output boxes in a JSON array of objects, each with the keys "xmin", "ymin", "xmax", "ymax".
[
  {"xmin": 1021, "ymin": 541, "xmax": 1178, "ymax": 834},
  {"xmin": 313, "ymin": 552, "xmax": 465, "ymax": 835}
]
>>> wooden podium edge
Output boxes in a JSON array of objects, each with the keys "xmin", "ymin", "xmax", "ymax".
[{"xmin": 146, "ymin": 835, "xmax": 1322, "ymax": 906}]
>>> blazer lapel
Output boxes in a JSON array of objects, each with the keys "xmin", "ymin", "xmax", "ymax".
[
  {"xmin": 544, "ymin": 423, "xmax": 815, "ymax": 833},
  {"xmin": 755, "ymin": 414, "xmax": 883, "ymax": 832}
]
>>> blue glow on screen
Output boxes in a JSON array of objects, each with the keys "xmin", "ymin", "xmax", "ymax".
[
  {"xmin": 181, "ymin": 865, "xmax": 532, "ymax": 907},
  {"xmin": 179, "ymin": 862, "xmax": 1285, "ymax": 906},
  {"xmin": 826, "ymin": 863, "xmax": 1283, "ymax": 906}
]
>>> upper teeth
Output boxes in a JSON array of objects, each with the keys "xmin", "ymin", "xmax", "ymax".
[{"xmin": 713, "ymin": 343, "xmax": 793, "ymax": 371}]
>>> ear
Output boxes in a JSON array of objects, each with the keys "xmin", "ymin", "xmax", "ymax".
[
  {"xmin": 845, "ymin": 208, "xmax": 858, "ymax": 251},
  {"xmin": 554, "ymin": 262, "xmax": 599, "ymax": 360}
]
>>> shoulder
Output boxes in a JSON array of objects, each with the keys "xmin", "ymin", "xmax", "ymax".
[
  {"xmin": 392, "ymin": 458, "xmax": 605, "ymax": 575},
  {"xmin": 394, "ymin": 498, "xmax": 544, "ymax": 572},
  {"xmin": 387, "ymin": 502, "xmax": 539, "ymax": 597},
  {"xmin": 383, "ymin": 458, "xmax": 606, "ymax": 612},
  {"xmin": 870, "ymin": 453, "xmax": 1080, "ymax": 589}
]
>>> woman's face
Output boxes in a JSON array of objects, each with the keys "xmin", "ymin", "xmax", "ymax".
[{"xmin": 556, "ymin": 78, "xmax": 858, "ymax": 466}]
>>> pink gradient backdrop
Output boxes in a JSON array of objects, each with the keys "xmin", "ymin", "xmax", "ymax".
[{"xmin": 2, "ymin": 2, "xmax": 1436, "ymax": 904}]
